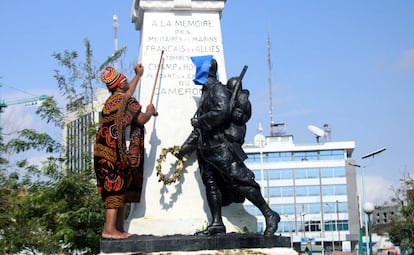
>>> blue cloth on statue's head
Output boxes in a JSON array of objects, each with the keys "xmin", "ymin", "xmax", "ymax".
[{"xmin": 191, "ymin": 55, "xmax": 213, "ymax": 85}]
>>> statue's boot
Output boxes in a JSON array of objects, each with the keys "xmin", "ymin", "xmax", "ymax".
[
  {"xmin": 239, "ymin": 186, "xmax": 281, "ymax": 236},
  {"xmin": 195, "ymin": 223, "xmax": 226, "ymax": 236},
  {"xmin": 263, "ymin": 210, "xmax": 281, "ymax": 236},
  {"xmin": 195, "ymin": 188, "xmax": 226, "ymax": 236}
]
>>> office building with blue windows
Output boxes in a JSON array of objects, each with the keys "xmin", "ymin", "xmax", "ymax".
[{"xmin": 242, "ymin": 130, "xmax": 360, "ymax": 253}]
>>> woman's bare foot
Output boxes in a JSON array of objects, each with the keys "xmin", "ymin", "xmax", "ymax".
[{"xmin": 102, "ymin": 230, "xmax": 135, "ymax": 239}]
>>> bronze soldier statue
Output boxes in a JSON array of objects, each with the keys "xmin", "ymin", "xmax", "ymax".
[{"xmin": 176, "ymin": 56, "xmax": 280, "ymax": 236}]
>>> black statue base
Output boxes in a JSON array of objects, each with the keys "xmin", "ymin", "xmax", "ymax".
[{"xmin": 100, "ymin": 233, "xmax": 290, "ymax": 254}]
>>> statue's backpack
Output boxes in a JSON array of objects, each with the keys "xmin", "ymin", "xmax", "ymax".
[
  {"xmin": 224, "ymin": 77, "xmax": 252, "ymax": 145},
  {"xmin": 231, "ymin": 88, "xmax": 251, "ymax": 125}
]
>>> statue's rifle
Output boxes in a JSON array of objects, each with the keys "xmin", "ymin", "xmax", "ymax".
[
  {"xmin": 150, "ymin": 50, "xmax": 164, "ymax": 104},
  {"xmin": 229, "ymin": 65, "xmax": 248, "ymax": 112},
  {"xmin": 227, "ymin": 65, "xmax": 248, "ymax": 164}
]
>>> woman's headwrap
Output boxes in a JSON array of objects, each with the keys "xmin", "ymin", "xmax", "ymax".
[{"xmin": 100, "ymin": 66, "xmax": 126, "ymax": 91}]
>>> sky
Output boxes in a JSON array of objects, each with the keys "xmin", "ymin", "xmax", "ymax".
[{"xmin": 1, "ymin": 0, "xmax": 414, "ymax": 206}]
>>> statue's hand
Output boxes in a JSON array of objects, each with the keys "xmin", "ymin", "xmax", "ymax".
[
  {"xmin": 173, "ymin": 145, "xmax": 185, "ymax": 160},
  {"xmin": 174, "ymin": 151, "xmax": 184, "ymax": 160}
]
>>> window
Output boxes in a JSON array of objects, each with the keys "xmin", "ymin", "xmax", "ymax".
[
  {"xmin": 271, "ymin": 204, "xmax": 295, "ymax": 215},
  {"xmin": 293, "ymin": 151, "xmax": 318, "ymax": 161},
  {"xmin": 296, "ymin": 186, "xmax": 307, "ymax": 196},
  {"xmin": 338, "ymin": 220, "xmax": 349, "ymax": 231},
  {"xmin": 323, "ymin": 201, "xmax": 348, "ymax": 213},
  {"xmin": 280, "ymin": 221, "xmax": 295, "ymax": 233},
  {"xmin": 265, "ymin": 186, "xmax": 294, "ymax": 197},
  {"xmin": 295, "ymin": 168, "xmax": 320, "ymax": 179},
  {"xmin": 66, "ymin": 113, "xmax": 93, "ymax": 173},
  {"xmin": 264, "ymin": 169, "xmax": 293, "ymax": 180},
  {"xmin": 297, "ymin": 203, "xmax": 322, "ymax": 214},
  {"xmin": 319, "ymin": 149, "xmax": 345, "ymax": 160},
  {"xmin": 267, "ymin": 169, "xmax": 280, "ymax": 179},
  {"xmin": 246, "ymin": 152, "xmax": 293, "ymax": 163},
  {"xmin": 281, "ymin": 169, "xmax": 293, "ymax": 179},
  {"xmin": 321, "ymin": 167, "xmax": 346, "ymax": 178},
  {"xmin": 322, "ymin": 185, "xmax": 334, "ymax": 196},
  {"xmin": 305, "ymin": 220, "xmax": 321, "ymax": 232},
  {"xmin": 295, "ymin": 186, "xmax": 321, "ymax": 197},
  {"xmin": 268, "ymin": 152, "xmax": 292, "ymax": 162},
  {"xmin": 335, "ymin": 184, "xmax": 347, "ymax": 195},
  {"xmin": 324, "ymin": 220, "xmax": 349, "ymax": 231},
  {"xmin": 322, "ymin": 184, "xmax": 347, "ymax": 196},
  {"xmin": 245, "ymin": 153, "xmax": 262, "ymax": 164},
  {"xmin": 308, "ymin": 186, "xmax": 320, "ymax": 196}
]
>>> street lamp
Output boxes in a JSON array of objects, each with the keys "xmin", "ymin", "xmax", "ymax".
[
  {"xmin": 255, "ymin": 125, "xmax": 266, "ymax": 196},
  {"xmin": 283, "ymin": 214, "xmax": 294, "ymax": 249},
  {"xmin": 361, "ymin": 147, "xmax": 386, "ymax": 159},
  {"xmin": 350, "ymin": 147, "xmax": 385, "ymax": 255},
  {"xmin": 324, "ymin": 203, "xmax": 335, "ymax": 253},
  {"xmin": 349, "ymin": 162, "xmax": 366, "ymax": 255},
  {"xmin": 363, "ymin": 202, "xmax": 375, "ymax": 255},
  {"xmin": 301, "ymin": 212, "xmax": 306, "ymax": 237}
]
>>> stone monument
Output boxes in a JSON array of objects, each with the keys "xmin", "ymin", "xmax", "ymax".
[{"xmin": 126, "ymin": 0, "xmax": 257, "ymax": 236}]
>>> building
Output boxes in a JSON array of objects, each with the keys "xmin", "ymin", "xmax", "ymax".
[
  {"xmin": 371, "ymin": 205, "xmax": 399, "ymax": 234},
  {"xmin": 242, "ymin": 127, "xmax": 360, "ymax": 253},
  {"xmin": 62, "ymin": 88, "xmax": 108, "ymax": 172}
]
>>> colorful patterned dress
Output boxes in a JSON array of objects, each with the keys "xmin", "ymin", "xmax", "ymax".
[{"xmin": 94, "ymin": 92, "xmax": 145, "ymax": 209}]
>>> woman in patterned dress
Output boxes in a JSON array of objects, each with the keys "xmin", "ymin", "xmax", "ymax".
[{"xmin": 94, "ymin": 64, "xmax": 156, "ymax": 239}]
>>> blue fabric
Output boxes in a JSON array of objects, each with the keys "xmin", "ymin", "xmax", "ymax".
[{"xmin": 191, "ymin": 55, "xmax": 213, "ymax": 85}]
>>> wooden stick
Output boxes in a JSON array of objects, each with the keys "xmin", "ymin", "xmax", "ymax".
[{"xmin": 150, "ymin": 50, "xmax": 164, "ymax": 104}]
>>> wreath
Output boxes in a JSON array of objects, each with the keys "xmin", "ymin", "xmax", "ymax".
[{"xmin": 156, "ymin": 145, "xmax": 186, "ymax": 185}]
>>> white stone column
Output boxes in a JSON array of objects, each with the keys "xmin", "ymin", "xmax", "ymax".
[{"xmin": 126, "ymin": 0, "xmax": 257, "ymax": 236}]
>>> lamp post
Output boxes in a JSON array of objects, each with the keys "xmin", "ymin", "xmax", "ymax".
[
  {"xmin": 336, "ymin": 200, "xmax": 340, "ymax": 243},
  {"xmin": 284, "ymin": 214, "xmax": 294, "ymax": 249},
  {"xmin": 325, "ymin": 203, "xmax": 335, "ymax": 253},
  {"xmin": 349, "ymin": 162, "xmax": 366, "ymax": 255},
  {"xmin": 361, "ymin": 147, "xmax": 385, "ymax": 255},
  {"xmin": 301, "ymin": 212, "xmax": 306, "ymax": 238},
  {"xmin": 255, "ymin": 125, "xmax": 266, "ymax": 196},
  {"xmin": 350, "ymin": 147, "xmax": 385, "ymax": 255},
  {"xmin": 363, "ymin": 202, "xmax": 375, "ymax": 255}
]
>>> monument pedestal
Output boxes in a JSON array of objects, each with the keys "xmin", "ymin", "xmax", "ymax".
[
  {"xmin": 101, "ymin": 233, "xmax": 295, "ymax": 254},
  {"xmin": 126, "ymin": 0, "xmax": 257, "ymax": 237}
]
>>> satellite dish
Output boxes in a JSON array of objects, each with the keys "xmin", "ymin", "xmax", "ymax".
[
  {"xmin": 308, "ymin": 125, "xmax": 326, "ymax": 143},
  {"xmin": 308, "ymin": 125, "xmax": 325, "ymax": 137}
]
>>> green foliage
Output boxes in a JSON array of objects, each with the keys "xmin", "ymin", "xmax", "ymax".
[
  {"xmin": 6, "ymin": 129, "xmax": 61, "ymax": 154},
  {"xmin": 0, "ymin": 171, "xmax": 104, "ymax": 255},
  {"xmin": 51, "ymin": 38, "xmax": 126, "ymax": 111},
  {"xmin": 36, "ymin": 96, "xmax": 63, "ymax": 128},
  {"xmin": 387, "ymin": 176, "xmax": 414, "ymax": 253},
  {"xmin": 0, "ymin": 38, "xmax": 127, "ymax": 255},
  {"xmin": 388, "ymin": 202, "xmax": 414, "ymax": 252},
  {"xmin": 98, "ymin": 45, "xmax": 127, "ymax": 71}
]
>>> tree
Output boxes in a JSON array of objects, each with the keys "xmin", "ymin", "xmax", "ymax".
[
  {"xmin": 387, "ymin": 174, "xmax": 414, "ymax": 253},
  {"xmin": 0, "ymin": 38, "xmax": 126, "ymax": 255}
]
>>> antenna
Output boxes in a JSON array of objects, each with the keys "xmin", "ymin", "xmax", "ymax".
[
  {"xmin": 267, "ymin": 33, "xmax": 275, "ymax": 137},
  {"xmin": 113, "ymin": 14, "xmax": 118, "ymax": 52},
  {"xmin": 308, "ymin": 125, "xmax": 326, "ymax": 143},
  {"xmin": 323, "ymin": 123, "xmax": 331, "ymax": 141},
  {"xmin": 113, "ymin": 14, "xmax": 119, "ymax": 68}
]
